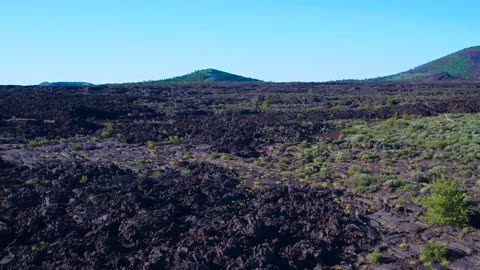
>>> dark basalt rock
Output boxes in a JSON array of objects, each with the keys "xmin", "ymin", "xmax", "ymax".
[{"xmin": 0, "ymin": 163, "xmax": 377, "ymax": 269}]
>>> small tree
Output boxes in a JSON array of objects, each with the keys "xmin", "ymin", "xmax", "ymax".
[
  {"xmin": 252, "ymin": 96, "xmax": 259, "ymax": 109},
  {"xmin": 422, "ymin": 178, "xmax": 469, "ymax": 227}
]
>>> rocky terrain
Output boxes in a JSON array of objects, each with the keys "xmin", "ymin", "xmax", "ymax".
[{"xmin": 1, "ymin": 82, "xmax": 480, "ymax": 269}]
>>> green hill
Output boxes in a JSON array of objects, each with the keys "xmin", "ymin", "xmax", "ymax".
[
  {"xmin": 161, "ymin": 69, "xmax": 260, "ymax": 82},
  {"xmin": 374, "ymin": 46, "xmax": 480, "ymax": 82},
  {"xmin": 39, "ymin": 82, "xmax": 94, "ymax": 87}
]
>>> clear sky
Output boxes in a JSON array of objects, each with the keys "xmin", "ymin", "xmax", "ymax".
[{"xmin": 1, "ymin": 0, "xmax": 479, "ymax": 85}]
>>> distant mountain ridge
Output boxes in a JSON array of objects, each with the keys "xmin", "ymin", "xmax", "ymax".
[
  {"xmin": 40, "ymin": 82, "xmax": 94, "ymax": 87},
  {"xmin": 373, "ymin": 46, "xmax": 480, "ymax": 82},
  {"xmin": 161, "ymin": 69, "xmax": 260, "ymax": 82},
  {"xmin": 33, "ymin": 47, "xmax": 480, "ymax": 85}
]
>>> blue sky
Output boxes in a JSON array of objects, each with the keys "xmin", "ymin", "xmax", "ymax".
[{"xmin": 1, "ymin": 0, "xmax": 479, "ymax": 84}]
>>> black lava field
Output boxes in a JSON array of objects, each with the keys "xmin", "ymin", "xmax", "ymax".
[{"xmin": 1, "ymin": 82, "xmax": 480, "ymax": 269}]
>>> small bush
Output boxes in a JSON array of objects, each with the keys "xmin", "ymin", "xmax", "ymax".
[
  {"xmin": 167, "ymin": 136, "xmax": 183, "ymax": 145},
  {"xmin": 348, "ymin": 166, "xmax": 363, "ymax": 175},
  {"xmin": 304, "ymin": 163, "xmax": 321, "ymax": 174},
  {"xmin": 350, "ymin": 173, "xmax": 374, "ymax": 193},
  {"xmin": 253, "ymin": 156, "xmax": 267, "ymax": 166},
  {"xmin": 101, "ymin": 122, "xmax": 114, "ymax": 138},
  {"xmin": 383, "ymin": 178, "xmax": 405, "ymax": 189},
  {"xmin": 146, "ymin": 140, "xmax": 156, "ymax": 149},
  {"xmin": 28, "ymin": 138, "xmax": 48, "ymax": 147},
  {"xmin": 134, "ymin": 159, "xmax": 147, "ymax": 165},
  {"xmin": 180, "ymin": 169, "xmax": 191, "ymax": 177},
  {"xmin": 386, "ymin": 96, "xmax": 394, "ymax": 106},
  {"xmin": 428, "ymin": 139, "xmax": 447, "ymax": 149},
  {"xmin": 80, "ymin": 175, "xmax": 88, "ymax": 184},
  {"xmin": 392, "ymin": 112, "xmax": 398, "ymax": 122},
  {"xmin": 303, "ymin": 146, "xmax": 322, "ymax": 159},
  {"xmin": 359, "ymin": 150, "xmax": 378, "ymax": 161},
  {"xmin": 367, "ymin": 251, "xmax": 381, "ymax": 264},
  {"xmin": 422, "ymin": 178, "xmax": 469, "ymax": 226},
  {"xmin": 251, "ymin": 96, "xmax": 259, "ymax": 109},
  {"xmin": 335, "ymin": 150, "xmax": 353, "ymax": 162},
  {"xmin": 419, "ymin": 241, "xmax": 447, "ymax": 263},
  {"xmin": 262, "ymin": 95, "xmax": 271, "ymax": 110},
  {"xmin": 318, "ymin": 167, "xmax": 332, "ymax": 179},
  {"xmin": 71, "ymin": 144, "xmax": 82, "ymax": 151},
  {"xmin": 310, "ymin": 182, "xmax": 328, "ymax": 189}
]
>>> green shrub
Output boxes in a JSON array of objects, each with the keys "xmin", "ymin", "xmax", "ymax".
[
  {"xmin": 134, "ymin": 159, "xmax": 147, "ymax": 165},
  {"xmin": 80, "ymin": 175, "xmax": 88, "ymax": 184},
  {"xmin": 318, "ymin": 167, "xmax": 332, "ymax": 179},
  {"xmin": 304, "ymin": 163, "xmax": 321, "ymax": 174},
  {"xmin": 28, "ymin": 138, "xmax": 48, "ymax": 147},
  {"xmin": 359, "ymin": 150, "xmax": 378, "ymax": 161},
  {"xmin": 419, "ymin": 241, "xmax": 448, "ymax": 263},
  {"xmin": 428, "ymin": 139, "xmax": 447, "ymax": 149},
  {"xmin": 71, "ymin": 144, "xmax": 82, "ymax": 151},
  {"xmin": 348, "ymin": 166, "xmax": 364, "ymax": 175},
  {"xmin": 392, "ymin": 112, "xmax": 398, "ymax": 122},
  {"xmin": 167, "ymin": 136, "xmax": 183, "ymax": 145},
  {"xmin": 101, "ymin": 122, "xmax": 114, "ymax": 138},
  {"xmin": 335, "ymin": 150, "xmax": 353, "ymax": 162},
  {"xmin": 422, "ymin": 178, "xmax": 469, "ymax": 226},
  {"xmin": 350, "ymin": 173, "xmax": 374, "ymax": 193},
  {"xmin": 303, "ymin": 146, "xmax": 322, "ymax": 160},
  {"xmin": 386, "ymin": 96, "xmax": 394, "ymax": 106},
  {"xmin": 310, "ymin": 182, "xmax": 328, "ymax": 189},
  {"xmin": 262, "ymin": 95, "xmax": 271, "ymax": 110},
  {"xmin": 383, "ymin": 178, "xmax": 405, "ymax": 188},
  {"xmin": 252, "ymin": 96, "xmax": 259, "ymax": 109},
  {"xmin": 367, "ymin": 251, "xmax": 381, "ymax": 264},
  {"xmin": 180, "ymin": 169, "xmax": 191, "ymax": 177},
  {"xmin": 220, "ymin": 153, "xmax": 232, "ymax": 161},
  {"xmin": 146, "ymin": 140, "xmax": 156, "ymax": 149},
  {"xmin": 430, "ymin": 166, "xmax": 447, "ymax": 178},
  {"xmin": 307, "ymin": 88, "xmax": 313, "ymax": 96}
]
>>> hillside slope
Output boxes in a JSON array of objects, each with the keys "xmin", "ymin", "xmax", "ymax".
[
  {"xmin": 162, "ymin": 69, "xmax": 260, "ymax": 82},
  {"xmin": 375, "ymin": 46, "xmax": 480, "ymax": 82}
]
